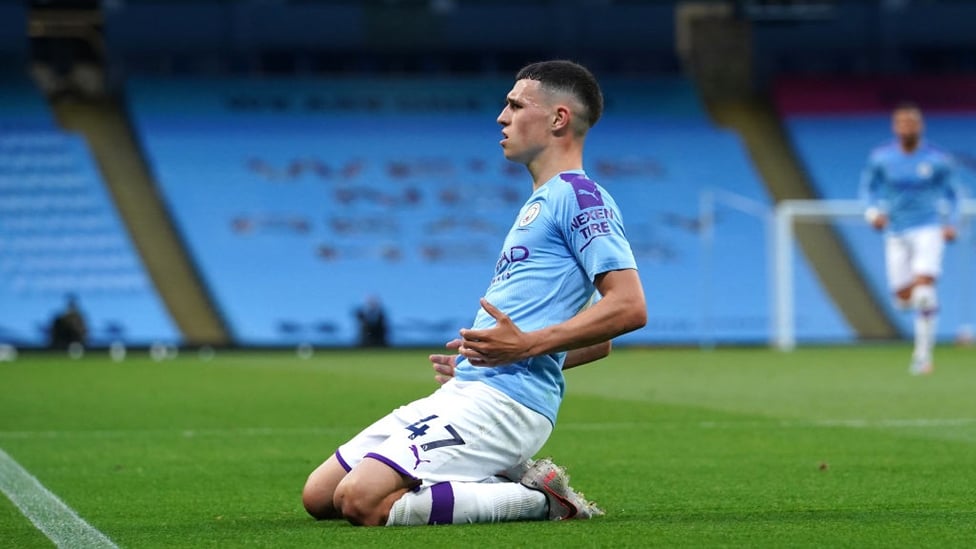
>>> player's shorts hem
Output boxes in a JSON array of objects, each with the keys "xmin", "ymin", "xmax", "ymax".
[
  {"xmin": 365, "ymin": 452, "xmax": 422, "ymax": 491},
  {"xmin": 334, "ymin": 450, "xmax": 352, "ymax": 472}
]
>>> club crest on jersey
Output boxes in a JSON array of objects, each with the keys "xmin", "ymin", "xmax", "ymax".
[
  {"xmin": 561, "ymin": 173, "xmax": 604, "ymax": 209},
  {"xmin": 519, "ymin": 202, "xmax": 542, "ymax": 227},
  {"xmin": 916, "ymin": 162, "xmax": 933, "ymax": 178}
]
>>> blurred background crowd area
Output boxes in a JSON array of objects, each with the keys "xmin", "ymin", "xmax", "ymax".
[{"xmin": 1, "ymin": 0, "xmax": 974, "ymax": 351}]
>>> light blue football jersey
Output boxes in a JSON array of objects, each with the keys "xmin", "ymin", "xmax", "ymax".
[
  {"xmin": 453, "ymin": 170, "xmax": 638, "ymax": 425},
  {"xmin": 860, "ymin": 141, "xmax": 960, "ymax": 234}
]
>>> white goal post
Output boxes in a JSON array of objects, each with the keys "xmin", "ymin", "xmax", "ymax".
[{"xmin": 773, "ymin": 198, "xmax": 976, "ymax": 351}]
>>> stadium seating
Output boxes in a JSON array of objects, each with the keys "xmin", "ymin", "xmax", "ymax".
[
  {"xmin": 126, "ymin": 75, "xmax": 851, "ymax": 346},
  {"xmin": 0, "ymin": 79, "xmax": 179, "ymax": 347}
]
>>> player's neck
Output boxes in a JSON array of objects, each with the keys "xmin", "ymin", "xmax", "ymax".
[
  {"xmin": 527, "ymin": 148, "xmax": 584, "ymax": 190},
  {"xmin": 899, "ymin": 139, "xmax": 921, "ymax": 154}
]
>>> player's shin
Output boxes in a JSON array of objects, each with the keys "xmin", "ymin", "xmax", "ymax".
[
  {"xmin": 910, "ymin": 284, "xmax": 938, "ymax": 362},
  {"xmin": 385, "ymin": 481, "xmax": 547, "ymax": 526}
]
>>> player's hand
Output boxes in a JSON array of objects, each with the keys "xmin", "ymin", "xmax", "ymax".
[
  {"xmin": 865, "ymin": 208, "xmax": 887, "ymax": 231},
  {"xmin": 943, "ymin": 226, "xmax": 957, "ymax": 243},
  {"xmin": 430, "ymin": 339, "xmax": 461, "ymax": 384},
  {"xmin": 457, "ymin": 298, "xmax": 533, "ymax": 366},
  {"xmin": 870, "ymin": 213, "xmax": 888, "ymax": 231}
]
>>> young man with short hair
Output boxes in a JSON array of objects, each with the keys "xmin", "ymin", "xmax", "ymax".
[
  {"xmin": 861, "ymin": 103, "xmax": 961, "ymax": 375},
  {"xmin": 302, "ymin": 60, "xmax": 646, "ymax": 526}
]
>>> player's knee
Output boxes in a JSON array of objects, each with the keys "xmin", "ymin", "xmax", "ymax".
[
  {"xmin": 302, "ymin": 480, "xmax": 339, "ymax": 520},
  {"xmin": 301, "ymin": 491, "xmax": 330, "ymax": 520},
  {"xmin": 911, "ymin": 284, "xmax": 938, "ymax": 311},
  {"xmin": 893, "ymin": 285, "xmax": 913, "ymax": 309},
  {"xmin": 333, "ymin": 478, "xmax": 385, "ymax": 526}
]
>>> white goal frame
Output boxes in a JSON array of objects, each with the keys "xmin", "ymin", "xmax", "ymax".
[
  {"xmin": 699, "ymin": 187, "xmax": 775, "ymax": 349},
  {"xmin": 773, "ymin": 198, "xmax": 976, "ymax": 351}
]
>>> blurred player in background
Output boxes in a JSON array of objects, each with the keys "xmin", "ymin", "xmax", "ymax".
[
  {"xmin": 301, "ymin": 60, "xmax": 646, "ymax": 526},
  {"xmin": 860, "ymin": 103, "xmax": 962, "ymax": 375}
]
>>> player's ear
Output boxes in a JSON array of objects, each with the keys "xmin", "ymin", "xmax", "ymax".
[{"xmin": 552, "ymin": 105, "xmax": 572, "ymax": 132}]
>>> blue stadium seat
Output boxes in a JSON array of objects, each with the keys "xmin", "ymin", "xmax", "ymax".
[{"xmin": 0, "ymin": 83, "xmax": 179, "ymax": 347}]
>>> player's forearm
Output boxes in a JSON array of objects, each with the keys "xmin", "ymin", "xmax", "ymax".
[
  {"xmin": 526, "ymin": 270, "xmax": 646, "ymax": 357},
  {"xmin": 530, "ymin": 305, "xmax": 642, "ymax": 356},
  {"xmin": 563, "ymin": 340, "xmax": 612, "ymax": 371}
]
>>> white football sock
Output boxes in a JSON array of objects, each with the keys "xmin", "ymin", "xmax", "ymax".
[
  {"xmin": 911, "ymin": 285, "xmax": 938, "ymax": 361},
  {"xmin": 386, "ymin": 481, "xmax": 547, "ymax": 526},
  {"xmin": 914, "ymin": 312, "xmax": 938, "ymax": 361},
  {"xmin": 910, "ymin": 284, "xmax": 936, "ymax": 311}
]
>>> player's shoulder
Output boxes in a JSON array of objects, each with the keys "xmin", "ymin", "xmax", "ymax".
[
  {"xmin": 548, "ymin": 171, "xmax": 616, "ymax": 210},
  {"xmin": 920, "ymin": 142, "xmax": 954, "ymax": 163},
  {"xmin": 868, "ymin": 141, "xmax": 898, "ymax": 162}
]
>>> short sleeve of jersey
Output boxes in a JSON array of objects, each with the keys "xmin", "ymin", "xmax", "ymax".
[{"xmin": 551, "ymin": 172, "xmax": 637, "ymax": 280}]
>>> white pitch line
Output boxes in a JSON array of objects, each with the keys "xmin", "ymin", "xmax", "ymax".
[{"xmin": 0, "ymin": 448, "xmax": 118, "ymax": 549}]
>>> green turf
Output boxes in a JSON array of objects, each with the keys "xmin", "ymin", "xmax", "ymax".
[{"xmin": 1, "ymin": 346, "xmax": 975, "ymax": 547}]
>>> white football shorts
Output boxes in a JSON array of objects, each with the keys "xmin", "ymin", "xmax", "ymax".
[
  {"xmin": 334, "ymin": 380, "xmax": 552, "ymax": 488},
  {"xmin": 884, "ymin": 225, "xmax": 945, "ymax": 291}
]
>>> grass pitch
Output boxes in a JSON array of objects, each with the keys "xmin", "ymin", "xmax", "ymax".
[{"xmin": 1, "ymin": 345, "xmax": 975, "ymax": 548}]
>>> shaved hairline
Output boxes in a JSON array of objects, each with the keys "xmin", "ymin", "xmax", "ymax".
[{"xmin": 533, "ymin": 81, "xmax": 591, "ymax": 136}]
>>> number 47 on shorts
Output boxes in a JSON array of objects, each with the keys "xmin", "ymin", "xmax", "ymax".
[{"xmin": 405, "ymin": 415, "xmax": 466, "ymax": 451}]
